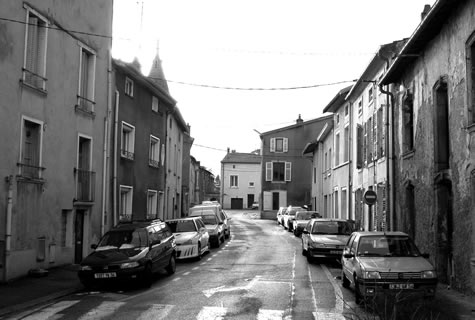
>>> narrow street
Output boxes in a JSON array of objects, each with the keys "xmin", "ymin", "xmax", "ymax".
[{"xmin": 3, "ymin": 211, "xmax": 455, "ymax": 320}]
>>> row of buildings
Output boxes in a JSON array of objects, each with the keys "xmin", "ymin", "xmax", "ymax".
[
  {"xmin": 0, "ymin": 1, "xmax": 218, "ymax": 282},
  {"xmin": 221, "ymin": 0, "xmax": 475, "ymax": 295}
]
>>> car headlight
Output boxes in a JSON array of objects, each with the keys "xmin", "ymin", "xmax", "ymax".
[
  {"xmin": 309, "ymin": 242, "xmax": 326, "ymax": 248},
  {"xmin": 422, "ymin": 270, "xmax": 437, "ymax": 279},
  {"xmin": 80, "ymin": 265, "xmax": 92, "ymax": 271},
  {"xmin": 363, "ymin": 271, "xmax": 381, "ymax": 279},
  {"xmin": 120, "ymin": 262, "xmax": 140, "ymax": 269}
]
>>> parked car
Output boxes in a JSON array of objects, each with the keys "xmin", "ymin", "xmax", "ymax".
[
  {"xmin": 292, "ymin": 211, "xmax": 321, "ymax": 237},
  {"xmin": 276, "ymin": 207, "xmax": 287, "ymax": 225},
  {"xmin": 283, "ymin": 206, "xmax": 306, "ymax": 232},
  {"xmin": 301, "ymin": 218, "xmax": 354, "ymax": 263},
  {"xmin": 190, "ymin": 202, "xmax": 231, "ymax": 239},
  {"xmin": 189, "ymin": 211, "xmax": 225, "ymax": 248},
  {"xmin": 166, "ymin": 217, "xmax": 210, "ymax": 260},
  {"xmin": 341, "ymin": 231, "xmax": 437, "ymax": 304},
  {"xmin": 78, "ymin": 219, "xmax": 176, "ymax": 289},
  {"xmin": 251, "ymin": 201, "xmax": 259, "ymax": 210}
]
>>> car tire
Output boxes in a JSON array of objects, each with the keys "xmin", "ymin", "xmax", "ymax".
[
  {"xmin": 354, "ymin": 276, "xmax": 363, "ymax": 304},
  {"xmin": 196, "ymin": 243, "xmax": 202, "ymax": 261},
  {"xmin": 307, "ymin": 255, "xmax": 313, "ymax": 263},
  {"xmin": 293, "ymin": 229, "xmax": 299, "ymax": 237},
  {"xmin": 166, "ymin": 255, "xmax": 176, "ymax": 275},
  {"xmin": 141, "ymin": 263, "xmax": 153, "ymax": 288},
  {"xmin": 342, "ymin": 272, "xmax": 350, "ymax": 288}
]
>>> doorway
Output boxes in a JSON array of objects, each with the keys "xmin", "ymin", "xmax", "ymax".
[
  {"xmin": 272, "ymin": 192, "xmax": 279, "ymax": 210},
  {"xmin": 247, "ymin": 194, "xmax": 255, "ymax": 208},
  {"xmin": 74, "ymin": 209, "xmax": 85, "ymax": 264}
]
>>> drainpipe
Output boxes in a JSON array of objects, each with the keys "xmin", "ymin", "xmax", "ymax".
[
  {"xmin": 348, "ymin": 101, "xmax": 353, "ymax": 221},
  {"xmin": 102, "ymin": 52, "xmax": 112, "ymax": 235},
  {"xmin": 113, "ymin": 90, "xmax": 119, "ymax": 226},
  {"xmin": 378, "ymin": 56, "xmax": 395, "ymax": 231}
]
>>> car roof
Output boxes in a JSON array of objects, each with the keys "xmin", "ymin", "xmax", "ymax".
[
  {"xmin": 166, "ymin": 217, "xmax": 201, "ymax": 222},
  {"xmin": 353, "ymin": 231, "xmax": 409, "ymax": 237},
  {"xmin": 311, "ymin": 218, "xmax": 353, "ymax": 222},
  {"xmin": 113, "ymin": 219, "xmax": 165, "ymax": 230}
]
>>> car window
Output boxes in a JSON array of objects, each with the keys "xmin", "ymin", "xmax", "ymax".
[
  {"xmin": 296, "ymin": 211, "xmax": 318, "ymax": 220},
  {"xmin": 201, "ymin": 215, "xmax": 218, "ymax": 225},
  {"xmin": 311, "ymin": 221, "xmax": 353, "ymax": 235},
  {"xmin": 357, "ymin": 236, "xmax": 421, "ymax": 257},
  {"xmin": 97, "ymin": 228, "xmax": 148, "ymax": 250},
  {"xmin": 350, "ymin": 236, "xmax": 358, "ymax": 254},
  {"xmin": 168, "ymin": 220, "xmax": 197, "ymax": 233}
]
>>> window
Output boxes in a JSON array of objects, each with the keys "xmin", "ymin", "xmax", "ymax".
[
  {"xmin": 377, "ymin": 107, "xmax": 385, "ymax": 158},
  {"xmin": 334, "ymin": 189, "xmax": 339, "ymax": 218},
  {"xmin": 341, "ymin": 188, "xmax": 348, "ymax": 220},
  {"xmin": 120, "ymin": 185, "xmax": 133, "ymax": 220},
  {"xmin": 20, "ymin": 117, "xmax": 43, "ymax": 178},
  {"xmin": 343, "ymin": 126, "xmax": 349, "ymax": 162},
  {"xmin": 270, "ymin": 137, "xmax": 288, "ymax": 153},
  {"xmin": 358, "ymin": 99, "xmax": 363, "ymax": 115},
  {"xmin": 336, "ymin": 113, "xmax": 340, "ymax": 124},
  {"xmin": 467, "ymin": 32, "xmax": 475, "ymax": 124},
  {"xmin": 368, "ymin": 87, "xmax": 374, "ymax": 103},
  {"xmin": 152, "ymin": 96, "xmax": 159, "ymax": 112},
  {"xmin": 335, "ymin": 133, "xmax": 340, "ymax": 165},
  {"xmin": 149, "ymin": 135, "xmax": 160, "ymax": 167},
  {"xmin": 356, "ymin": 124, "xmax": 363, "ymax": 169},
  {"xmin": 147, "ymin": 190, "xmax": 158, "ymax": 219},
  {"xmin": 22, "ymin": 5, "xmax": 48, "ymax": 91},
  {"xmin": 434, "ymin": 77, "xmax": 450, "ymax": 171},
  {"xmin": 125, "ymin": 77, "xmax": 134, "ymax": 97},
  {"xmin": 249, "ymin": 182, "xmax": 255, "ymax": 187},
  {"xmin": 403, "ymin": 90, "xmax": 414, "ymax": 153},
  {"xmin": 230, "ymin": 175, "xmax": 238, "ymax": 187},
  {"xmin": 121, "ymin": 122, "xmax": 135, "ymax": 160},
  {"xmin": 367, "ymin": 117, "xmax": 373, "ymax": 163},
  {"xmin": 265, "ymin": 162, "xmax": 291, "ymax": 182},
  {"xmin": 76, "ymin": 136, "xmax": 94, "ymax": 202},
  {"xmin": 77, "ymin": 45, "xmax": 96, "ymax": 113}
]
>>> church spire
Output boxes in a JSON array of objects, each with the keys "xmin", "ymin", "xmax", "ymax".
[{"xmin": 148, "ymin": 40, "xmax": 170, "ymax": 93}]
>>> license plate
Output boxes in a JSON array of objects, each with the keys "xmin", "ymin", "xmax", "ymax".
[
  {"xmin": 389, "ymin": 283, "xmax": 414, "ymax": 290},
  {"xmin": 330, "ymin": 250, "xmax": 342, "ymax": 255},
  {"xmin": 94, "ymin": 272, "xmax": 116, "ymax": 279}
]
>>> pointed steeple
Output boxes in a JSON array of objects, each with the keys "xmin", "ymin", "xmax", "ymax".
[{"xmin": 148, "ymin": 40, "xmax": 170, "ymax": 93}]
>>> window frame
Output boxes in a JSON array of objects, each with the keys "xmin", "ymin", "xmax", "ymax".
[
  {"xmin": 22, "ymin": 4, "xmax": 49, "ymax": 92},
  {"xmin": 19, "ymin": 116, "xmax": 44, "ymax": 179},
  {"xmin": 125, "ymin": 77, "xmax": 134, "ymax": 97},
  {"xmin": 77, "ymin": 43, "xmax": 96, "ymax": 114},
  {"xmin": 152, "ymin": 96, "xmax": 159, "ymax": 112},
  {"xmin": 270, "ymin": 137, "xmax": 288, "ymax": 153},
  {"xmin": 119, "ymin": 185, "xmax": 133, "ymax": 220},
  {"xmin": 230, "ymin": 175, "xmax": 238, "ymax": 188},
  {"xmin": 147, "ymin": 189, "xmax": 158, "ymax": 219},
  {"xmin": 121, "ymin": 121, "xmax": 135, "ymax": 160},
  {"xmin": 149, "ymin": 135, "xmax": 160, "ymax": 168}
]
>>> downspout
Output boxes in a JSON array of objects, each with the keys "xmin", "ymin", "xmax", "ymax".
[
  {"xmin": 5, "ymin": 175, "xmax": 13, "ymax": 252},
  {"xmin": 102, "ymin": 52, "xmax": 113, "ymax": 235},
  {"xmin": 348, "ymin": 101, "xmax": 353, "ymax": 221},
  {"xmin": 113, "ymin": 90, "xmax": 119, "ymax": 226},
  {"xmin": 378, "ymin": 56, "xmax": 395, "ymax": 231}
]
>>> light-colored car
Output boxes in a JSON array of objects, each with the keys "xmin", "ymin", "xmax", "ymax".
[
  {"xmin": 189, "ymin": 210, "xmax": 225, "ymax": 248},
  {"xmin": 341, "ymin": 231, "xmax": 438, "ymax": 304},
  {"xmin": 283, "ymin": 206, "xmax": 306, "ymax": 232},
  {"xmin": 190, "ymin": 202, "xmax": 231, "ymax": 239},
  {"xmin": 292, "ymin": 211, "xmax": 321, "ymax": 237},
  {"xmin": 301, "ymin": 218, "xmax": 354, "ymax": 263},
  {"xmin": 276, "ymin": 207, "xmax": 287, "ymax": 225},
  {"xmin": 251, "ymin": 201, "xmax": 259, "ymax": 210},
  {"xmin": 166, "ymin": 217, "xmax": 210, "ymax": 260}
]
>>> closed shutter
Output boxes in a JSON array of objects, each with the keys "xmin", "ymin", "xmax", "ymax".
[
  {"xmin": 356, "ymin": 125, "xmax": 363, "ymax": 169},
  {"xmin": 270, "ymin": 138, "xmax": 275, "ymax": 152},
  {"xmin": 285, "ymin": 162, "xmax": 291, "ymax": 181},
  {"xmin": 265, "ymin": 162, "xmax": 272, "ymax": 181},
  {"xmin": 283, "ymin": 138, "xmax": 288, "ymax": 152}
]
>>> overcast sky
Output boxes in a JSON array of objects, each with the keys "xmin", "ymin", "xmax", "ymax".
[{"xmin": 112, "ymin": 0, "xmax": 435, "ymax": 175}]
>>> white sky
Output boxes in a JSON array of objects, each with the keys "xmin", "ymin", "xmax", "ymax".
[{"xmin": 112, "ymin": 0, "xmax": 435, "ymax": 175}]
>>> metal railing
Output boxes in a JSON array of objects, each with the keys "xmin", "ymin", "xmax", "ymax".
[
  {"xmin": 17, "ymin": 162, "xmax": 45, "ymax": 179},
  {"xmin": 74, "ymin": 168, "xmax": 95, "ymax": 202}
]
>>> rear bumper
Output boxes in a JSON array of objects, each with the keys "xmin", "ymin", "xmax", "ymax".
[
  {"xmin": 358, "ymin": 279, "xmax": 438, "ymax": 300},
  {"xmin": 308, "ymin": 248, "xmax": 343, "ymax": 259}
]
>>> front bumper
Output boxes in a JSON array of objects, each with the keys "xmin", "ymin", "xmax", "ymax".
[
  {"xmin": 357, "ymin": 278, "xmax": 438, "ymax": 300},
  {"xmin": 176, "ymin": 244, "xmax": 199, "ymax": 259},
  {"xmin": 308, "ymin": 248, "xmax": 343, "ymax": 259},
  {"xmin": 78, "ymin": 264, "xmax": 146, "ymax": 285}
]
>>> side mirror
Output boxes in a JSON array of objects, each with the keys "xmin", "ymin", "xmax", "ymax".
[
  {"xmin": 343, "ymin": 253, "xmax": 354, "ymax": 259},
  {"xmin": 91, "ymin": 244, "xmax": 97, "ymax": 249}
]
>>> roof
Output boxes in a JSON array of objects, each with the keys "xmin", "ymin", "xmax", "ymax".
[
  {"xmin": 113, "ymin": 59, "xmax": 176, "ymax": 106},
  {"xmin": 380, "ymin": 0, "xmax": 460, "ymax": 85},
  {"xmin": 221, "ymin": 152, "xmax": 261, "ymax": 164},
  {"xmin": 302, "ymin": 120, "xmax": 334, "ymax": 155},
  {"xmin": 260, "ymin": 114, "xmax": 333, "ymax": 137},
  {"xmin": 322, "ymin": 85, "xmax": 352, "ymax": 113}
]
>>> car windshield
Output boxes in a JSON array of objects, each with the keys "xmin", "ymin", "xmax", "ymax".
[
  {"xmin": 357, "ymin": 236, "xmax": 422, "ymax": 257},
  {"xmin": 201, "ymin": 215, "xmax": 218, "ymax": 225},
  {"xmin": 288, "ymin": 207, "xmax": 303, "ymax": 216},
  {"xmin": 168, "ymin": 220, "xmax": 197, "ymax": 233},
  {"xmin": 311, "ymin": 221, "xmax": 353, "ymax": 235},
  {"xmin": 295, "ymin": 211, "xmax": 318, "ymax": 220},
  {"xmin": 96, "ymin": 229, "xmax": 147, "ymax": 250}
]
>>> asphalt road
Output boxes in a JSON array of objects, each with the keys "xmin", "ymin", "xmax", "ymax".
[{"xmin": 5, "ymin": 210, "xmax": 450, "ymax": 320}]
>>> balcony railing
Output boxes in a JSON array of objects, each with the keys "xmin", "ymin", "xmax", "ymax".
[
  {"xmin": 74, "ymin": 168, "xmax": 95, "ymax": 202},
  {"xmin": 22, "ymin": 68, "xmax": 47, "ymax": 91},
  {"xmin": 149, "ymin": 159, "xmax": 159, "ymax": 168},
  {"xmin": 17, "ymin": 162, "xmax": 45, "ymax": 179},
  {"xmin": 121, "ymin": 150, "xmax": 135, "ymax": 160},
  {"xmin": 75, "ymin": 95, "xmax": 96, "ymax": 115}
]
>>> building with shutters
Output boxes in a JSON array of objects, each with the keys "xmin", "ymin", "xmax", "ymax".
[
  {"xmin": 259, "ymin": 114, "xmax": 332, "ymax": 211},
  {"xmin": 220, "ymin": 150, "xmax": 261, "ymax": 209}
]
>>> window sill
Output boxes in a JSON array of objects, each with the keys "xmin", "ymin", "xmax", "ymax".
[
  {"xmin": 74, "ymin": 105, "xmax": 96, "ymax": 118},
  {"xmin": 402, "ymin": 150, "xmax": 415, "ymax": 160},
  {"xmin": 120, "ymin": 153, "xmax": 135, "ymax": 161},
  {"xmin": 16, "ymin": 175, "xmax": 46, "ymax": 185},
  {"xmin": 20, "ymin": 80, "xmax": 47, "ymax": 96}
]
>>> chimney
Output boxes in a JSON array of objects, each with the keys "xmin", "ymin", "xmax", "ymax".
[
  {"xmin": 421, "ymin": 4, "xmax": 431, "ymax": 20},
  {"xmin": 296, "ymin": 114, "xmax": 303, "ymax": 124},
  {"xmin": 227, "ymin": 147, "xmax": 230, "ymax": 153}
]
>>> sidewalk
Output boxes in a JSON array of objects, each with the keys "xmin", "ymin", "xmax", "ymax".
[
  {"xmin": 0, "ymin": 264, "xmax": 474, "ymax": 319},
  {"xmin": 0, "ymin": 265, "xmax": 83, "ymax": 318}
]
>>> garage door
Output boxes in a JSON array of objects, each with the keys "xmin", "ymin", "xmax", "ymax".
[{"xmin": 231, "ymin": 198, "xmax": 243, "ymax": 209}]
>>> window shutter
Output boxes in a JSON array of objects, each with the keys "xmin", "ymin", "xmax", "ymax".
[
  {"xmin": 283, "ymin": 138, "xmax": 288, "ymax": 152},
  {"xmin": 356, "ymin": 125, "xmax": 363, "ymax": 169},
  {"xmin": 270, "ymin": 138, "xmax": 275, "ymax": 152},
  {"xmin": 161, "ymin": 143, "xmax": 165, "ymax": 166},
  {"xmin": 265, "ymin": 162, "xmax": 272, "ymax": 181},
  {"xmin": 285, "ymin": 162, "xmax": 291, "ymax": 181}
]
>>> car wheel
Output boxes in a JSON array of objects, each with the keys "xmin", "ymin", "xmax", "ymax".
[
  {"xmin": 196, "ymin": 243, "xmax": 202, "ymax": 261},
  {"xmin": 293, "ymin": 229, "xmax": 298, "ymax": 237},
  {"xmin": 307, "ymin": 254, "xmax": 313, "ymax": 263},
  {"xmin": 342, "ymin": 271, "xmax": 350, "ymax": 288},
  {"xmin": 141, "ymin": 263, "xmax": 153, "ymax": 288},
  {"xmin": 166, "ymin": 255, "xmax": 176, "ymax": 275},
  {"xmin": 301, "ymin": 239, "xmax": 307, "ymax": 256}
]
